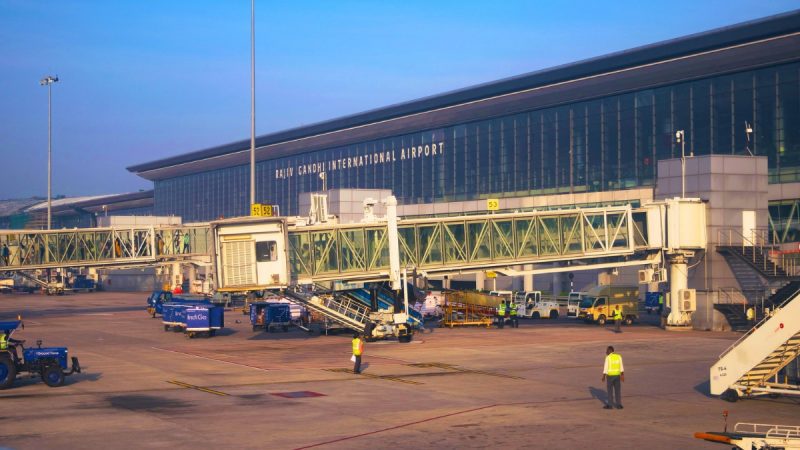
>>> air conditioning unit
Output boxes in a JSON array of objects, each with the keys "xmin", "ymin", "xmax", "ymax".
[
  {"xmin": 679, "ymin": 288, "xmax": 696, "ymax": 312},
  {"xmin": 638, "ymin": 268, "xmax": 668, "ymax": 284},
  {"xmin": 638, "ymin": 269, "xmax": 653, "ymax": 284},
  {"xmin": 653, "ymin": 268, "xmax": 667, "ymax": 283}
]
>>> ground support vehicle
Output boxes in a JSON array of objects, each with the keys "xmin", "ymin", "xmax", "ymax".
[
  {"xmin": 249, "ymin": 302, "xmax": 270, "ymax": 331},
  {"xmin": 644, "ymin": 291, "xmax": 663, "ymax": 314},
  {"xmin": 185, "ymin": 306, "xmax": 224, "ymax": 338},
  {"xmin": 577, "ymin": 285, "xmax": 640, "ymax": 325},
  {"xmin": 440, "ymin": 291, "xmax": 502, "ymax": 328},
  {"xmin": 514, "ymin": 291, "xmax": 559, "ymax": 319},
  {"xmin": 147, "ymin": 290, "xmax": 211, "ymax": 317},
  {"xmin": 695, "ymin": 423, "xmax": 800, "ymax": 449},
  {"xmin": 70, "ymin": 275, "xmax": 96, "ymax": 292},
  {"xmin": 0, "ymin": 321, "xmax": 81, "ymax": 389}
]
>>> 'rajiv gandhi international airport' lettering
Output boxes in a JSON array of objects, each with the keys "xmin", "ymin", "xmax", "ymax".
[{"xmin": 274, "ymin": 140, "xmax": 445, "ymax": 180}]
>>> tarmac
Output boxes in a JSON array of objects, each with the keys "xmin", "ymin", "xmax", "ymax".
[{"xmin": 0, "ymin": 291, "xmax": 798, "ymax": 449}]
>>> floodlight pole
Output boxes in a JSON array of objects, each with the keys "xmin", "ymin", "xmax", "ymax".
[
  {"xmin": 40, "ymin": 75, "xmax": 59, "ymax": 230},
  {"xmin": 249, "ymin": 0, "xmax": 256, "ymax": 206}
]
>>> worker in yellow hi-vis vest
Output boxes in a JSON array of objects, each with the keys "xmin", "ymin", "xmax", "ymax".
[
  {"xmin": 602, "ymin": 346, "xmax": 625, "ymax": 409},
  {"xmin": 497, "ymin": 301, "xmax": 507, "ymax": 329},
  {"xmin": 352, "ymin": 332, "xmax": 364, "ymax": 374}
]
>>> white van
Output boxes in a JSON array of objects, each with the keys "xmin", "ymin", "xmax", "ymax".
[{"xmin": 513, "ymin": 291, "xmax": 560, "ymax": 319}]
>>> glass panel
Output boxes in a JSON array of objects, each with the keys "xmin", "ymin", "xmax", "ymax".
[
  {"xmin": 561, "ymin": 216, "xmax": 583, "ymax": 254},
  {"xmin": 467, "ymin": 221, "xmax": 491, "ymax": 261},
  {"xmin": 366, "ymin": 228, "xmax": 389, "ymax": 270},
  {"xmin": 538, "ymin": 216, "xmax": 561, "ymax": 256},
  {"xmin": 288, "ymin": 232, "xmax": 311, "ymax": 277},
  {"xmin": 514, "ymin": 218, "xmax": 538, "ymax": 257},
  {"xmin": 492, "ymin": 220, "xmax": 514, "ymax": 260},
  {"xmin": 418, "ymin": 224, "xmax": 443, "ymax": 266},
  {"xmin": 443, "ymin": 223, "xmax": 467, "ymax": 263},
  {"xmin": 339, "ymin": 229, "xmax": 366, "ymax": 273},
  {"xmin": 312, "ymin": 231, "xmax": 338, "ymax": 274},
  {"xmin": 397, "ymin": 225, "xmax": 417, "ymax": 266}
]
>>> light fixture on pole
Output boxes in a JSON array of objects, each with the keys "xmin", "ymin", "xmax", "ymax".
[
  {"xmin": 249, "ymin": 0, "xmax": 256, "ymax": 208},
  {"xmin": 744, "ymin": 121, "xmax": 754, "ymax": 156},
  {"xmin": 675, "ymin": 130, "xmax": 686, "ymax": 198},
  {"xmin": 319, "ymin": 172, "xmax": 327, "ymax": 192},
  {"xmin": 40, "ymin": 75, "xmax": 59, "ymax": 230}
]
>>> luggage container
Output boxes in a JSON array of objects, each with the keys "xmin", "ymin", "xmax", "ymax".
[
  {"xmin": 185, "ymin": 306, "xmax": 225, "ymax": 338},
  {"xmin": 249, "ymin": 302, "xmax": 270, "ymax": 331},
  {"xmin": 265, "ymin": 303, "xmax": 291, "ymax": 333},
  {"xmin": 162, "ymin": 304, "xmax": 190, "ymax": 332}
]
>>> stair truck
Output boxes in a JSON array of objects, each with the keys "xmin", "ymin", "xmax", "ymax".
[
  {"xmin": 577, "ymin": 285, "xmax": 640, "ymax": 325},
  {"xmin": 210, "ymin": 215, "xmax": 414, "ymax": 342}
]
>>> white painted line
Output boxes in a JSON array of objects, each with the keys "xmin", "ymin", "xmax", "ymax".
[{"xmin": 151, "ymin": 346, "xmax": 272, "ymax": 372}]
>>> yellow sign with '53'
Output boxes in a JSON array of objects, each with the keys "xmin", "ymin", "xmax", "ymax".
[{"xmin": 487, "ymin": 198, "xmax": 499, "ymax": 211}]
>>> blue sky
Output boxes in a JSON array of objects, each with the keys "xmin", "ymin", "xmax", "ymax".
[{"xmin": 0, "ymin": 0, "xmax": 797, "ymax": 198}]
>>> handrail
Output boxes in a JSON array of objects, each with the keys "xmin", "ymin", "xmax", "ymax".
[{"xmin": 717, "ymin": 291, "xmax": 800, "ymax": 359}]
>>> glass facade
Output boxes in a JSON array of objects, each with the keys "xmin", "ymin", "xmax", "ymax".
[{"xmin": 155, "ymin": 62, "xmax": 800, "ymax": 222}]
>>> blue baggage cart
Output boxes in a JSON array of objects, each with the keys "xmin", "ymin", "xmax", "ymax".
[
  {"xmin": 185, "ymin": 306, "xmax": 225, "ymax": 338},
  {"xmin": 249, "ymin": 302, "xmax": 270, "ymax": 331},
  {"xmin": 162, "ymin": 304, "xmax": 190, "ymax": 332},
  {"xmin": 645, "ymin": 292, "xmax": 663, "ymax": 314},
  {"xmin": 265, "ymin": 303, "xmax": 291, "ymax": 333}
]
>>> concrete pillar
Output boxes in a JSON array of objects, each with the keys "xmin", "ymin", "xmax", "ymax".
[
  {"xmin": 552, "ymin": 271, "xmax": 563, "ymax": 295},
  {"xmin": 443, "ymin": 276, "xmax": 451, "ymax": 290},
  {"xmin": 475, "ymin": 271, "xmax": 485, "ymax": 291},
  {"xmin": 172, "ymin": 262, "xmax": 182, "ymax": 290},
  {"xmin": 187, "ymin": 264, "xmax": 197, "ymax": 293},
  {"xmin": 523, "ymin": 264, "xmax": 534, "ymax": 291}
]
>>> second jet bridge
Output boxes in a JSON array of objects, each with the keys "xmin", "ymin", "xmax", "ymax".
[{"xmin": 213, "ymin": 198, "xmax": 705, "ymax": 291}]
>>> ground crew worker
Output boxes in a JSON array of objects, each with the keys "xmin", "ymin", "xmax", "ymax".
[
  {"xmin": 0, "ymin": 331, "xmax": 7, "ymax": 351},
  {"xmin": 602, "ymin": 345, "xmax": 624, "ymax": 409},
  {"xmin": 658, "ymin": 293, "xmax": 664, "ymax": 315},
  {"xmin": 352, "ymin": 332, "xmax": 364, "ymax": 374},
  {"xmin": 746, "ymin": 306, "xmax": 755, "ymax": 324},
  {"xmin": 509, "ymin": 301, "xmax": 519, "ymax": 328},
  {"xmin": 613, "ymin": 306, "xmax": 623, "ymax": 333},
  {"xmin": 497, "ymin": 301, "xmax": 507, "ymax": 329}
]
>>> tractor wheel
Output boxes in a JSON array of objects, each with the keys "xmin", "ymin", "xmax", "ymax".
[
  {"xmin": 624, "ymin": 316, "xmax": 634, "ymax": 326},
  {"xmin": 282, "ymin": 325, "xmax": 289, "ymax": 332},
  {"xmin": 164, "ymin": 325, "xmax": 170, "ymax": 332},
  {"xmin": 549, "ymin": 310, "xmax": 559, "ymax": 320},
  {"xmin": 0, "ymin": 356, "xmax": 16, "ymax": 389},
  {"xmin": 720, "ymin": 389, "xmax": 739, "ymax": 403},
  {"xmin": 42, "ymin": 364, "xmax": 65, "ymax": 387},
  {"xmin": 532, "ymin": 312, "xmax": 540, "ymax": 319},
  {"xmin": 597, "ymin": 315, "xmax": 607, "ymax": 325}
]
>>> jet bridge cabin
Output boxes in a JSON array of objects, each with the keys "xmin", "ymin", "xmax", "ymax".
[{"xmin": 212, "ymin": 217, "xmax": 290, "ymax": 292}]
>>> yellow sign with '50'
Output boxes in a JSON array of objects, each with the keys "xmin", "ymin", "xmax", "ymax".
[{"xmin": 487, "ymin": 198, "xmax": 499, "ymax": 211}]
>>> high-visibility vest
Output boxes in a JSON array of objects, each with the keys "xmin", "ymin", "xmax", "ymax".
[
  {"xmin": 658, "ymin": 295, "xmax": 664, "ymax": 305},
  {"xmin": 352, "ymin": 338, "xmax": 363, "ymax": 356},
  {"xmin": 510, "ymin": 303, "xmax": 518, "ymax": 316},
  {"xmin": 0, "ymin": 334, "xmax": 7, "ymax": 351},
  {"xmin": 746, "ymin": 307, "xmax": 755, "ymax": 320},
  {"xmin": 497, "ymin": 304, "xmax": 506, "ymax": 315},
  {"xmin": 613, "ymin": 308, "xmax": 623, "ymax": 320},
  {"xmin": 607, "ymin": 353, "xmax": 623, "ymax": 376}
]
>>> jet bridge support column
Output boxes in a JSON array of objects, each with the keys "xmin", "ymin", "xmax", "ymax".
[{"xmin": 667, "ymin": 253, "xmax": 691, "ymax": 326}]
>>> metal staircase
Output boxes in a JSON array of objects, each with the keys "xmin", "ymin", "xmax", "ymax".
[
  {"xmin": 710, "ymin": 291, "xmax": 800, "ymax": 400},
  {"xmin": 283, "ymin": 287, "xmax": 372, "ymax": 333},
  {"xmin": 15, "ymin": 271, "xmax": 62, "ymax": 295}
]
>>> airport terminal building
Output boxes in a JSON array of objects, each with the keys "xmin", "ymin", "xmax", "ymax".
[{"xmin": 129, "ymin": 11, "xmax": 800, "ymax": 242}]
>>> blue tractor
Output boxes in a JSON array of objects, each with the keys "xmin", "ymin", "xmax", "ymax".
[{"xmin": 0, "ymin": 321, "xmax": 81, "ymax": 389}]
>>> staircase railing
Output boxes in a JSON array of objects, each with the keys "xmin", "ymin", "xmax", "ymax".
[
  {"xmin": 718, "ymin": 291, "xmax": 799, "ymax": 360},
  {"xmin": 717, "ymin": 228, "xmax": 795, "ymax": 277}
]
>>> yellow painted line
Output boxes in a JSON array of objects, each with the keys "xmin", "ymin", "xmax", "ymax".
[
  {"xmin": 167, "ymin": 380, "xmax": 229, "ymax": 396},
  {"xmin": 323, "ymin": 368, "xmax": 422, "ymax": 385},
  {"xmin": 408, "ymin": 362, "xmax": 524, "ymax": 380}
]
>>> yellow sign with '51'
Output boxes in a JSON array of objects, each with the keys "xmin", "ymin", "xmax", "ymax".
[{"xmin": 487, "ymin": 198, "xmax": 499, "ymax": 211}]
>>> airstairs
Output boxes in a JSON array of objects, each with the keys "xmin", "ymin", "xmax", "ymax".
[
  {"xmin": 283, "ymin": 288, "xmax": 371, "ymax": 332},
  {"xmin": 710, "ymin": 292, "xmax": 800, "ymax": 400}
]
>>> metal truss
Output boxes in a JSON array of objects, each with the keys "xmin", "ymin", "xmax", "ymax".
[
  {"xmin": 0, "ymin": 226, "xmax": 211, "ymax": 271},
  {"xmin": 288, "ymin": 205, "xmax": 648, "ymax": 283}
]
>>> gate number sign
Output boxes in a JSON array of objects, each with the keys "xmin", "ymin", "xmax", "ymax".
[{"xmin": 487, "ymin": 198, "xmax": 499, "ymax": 211}]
